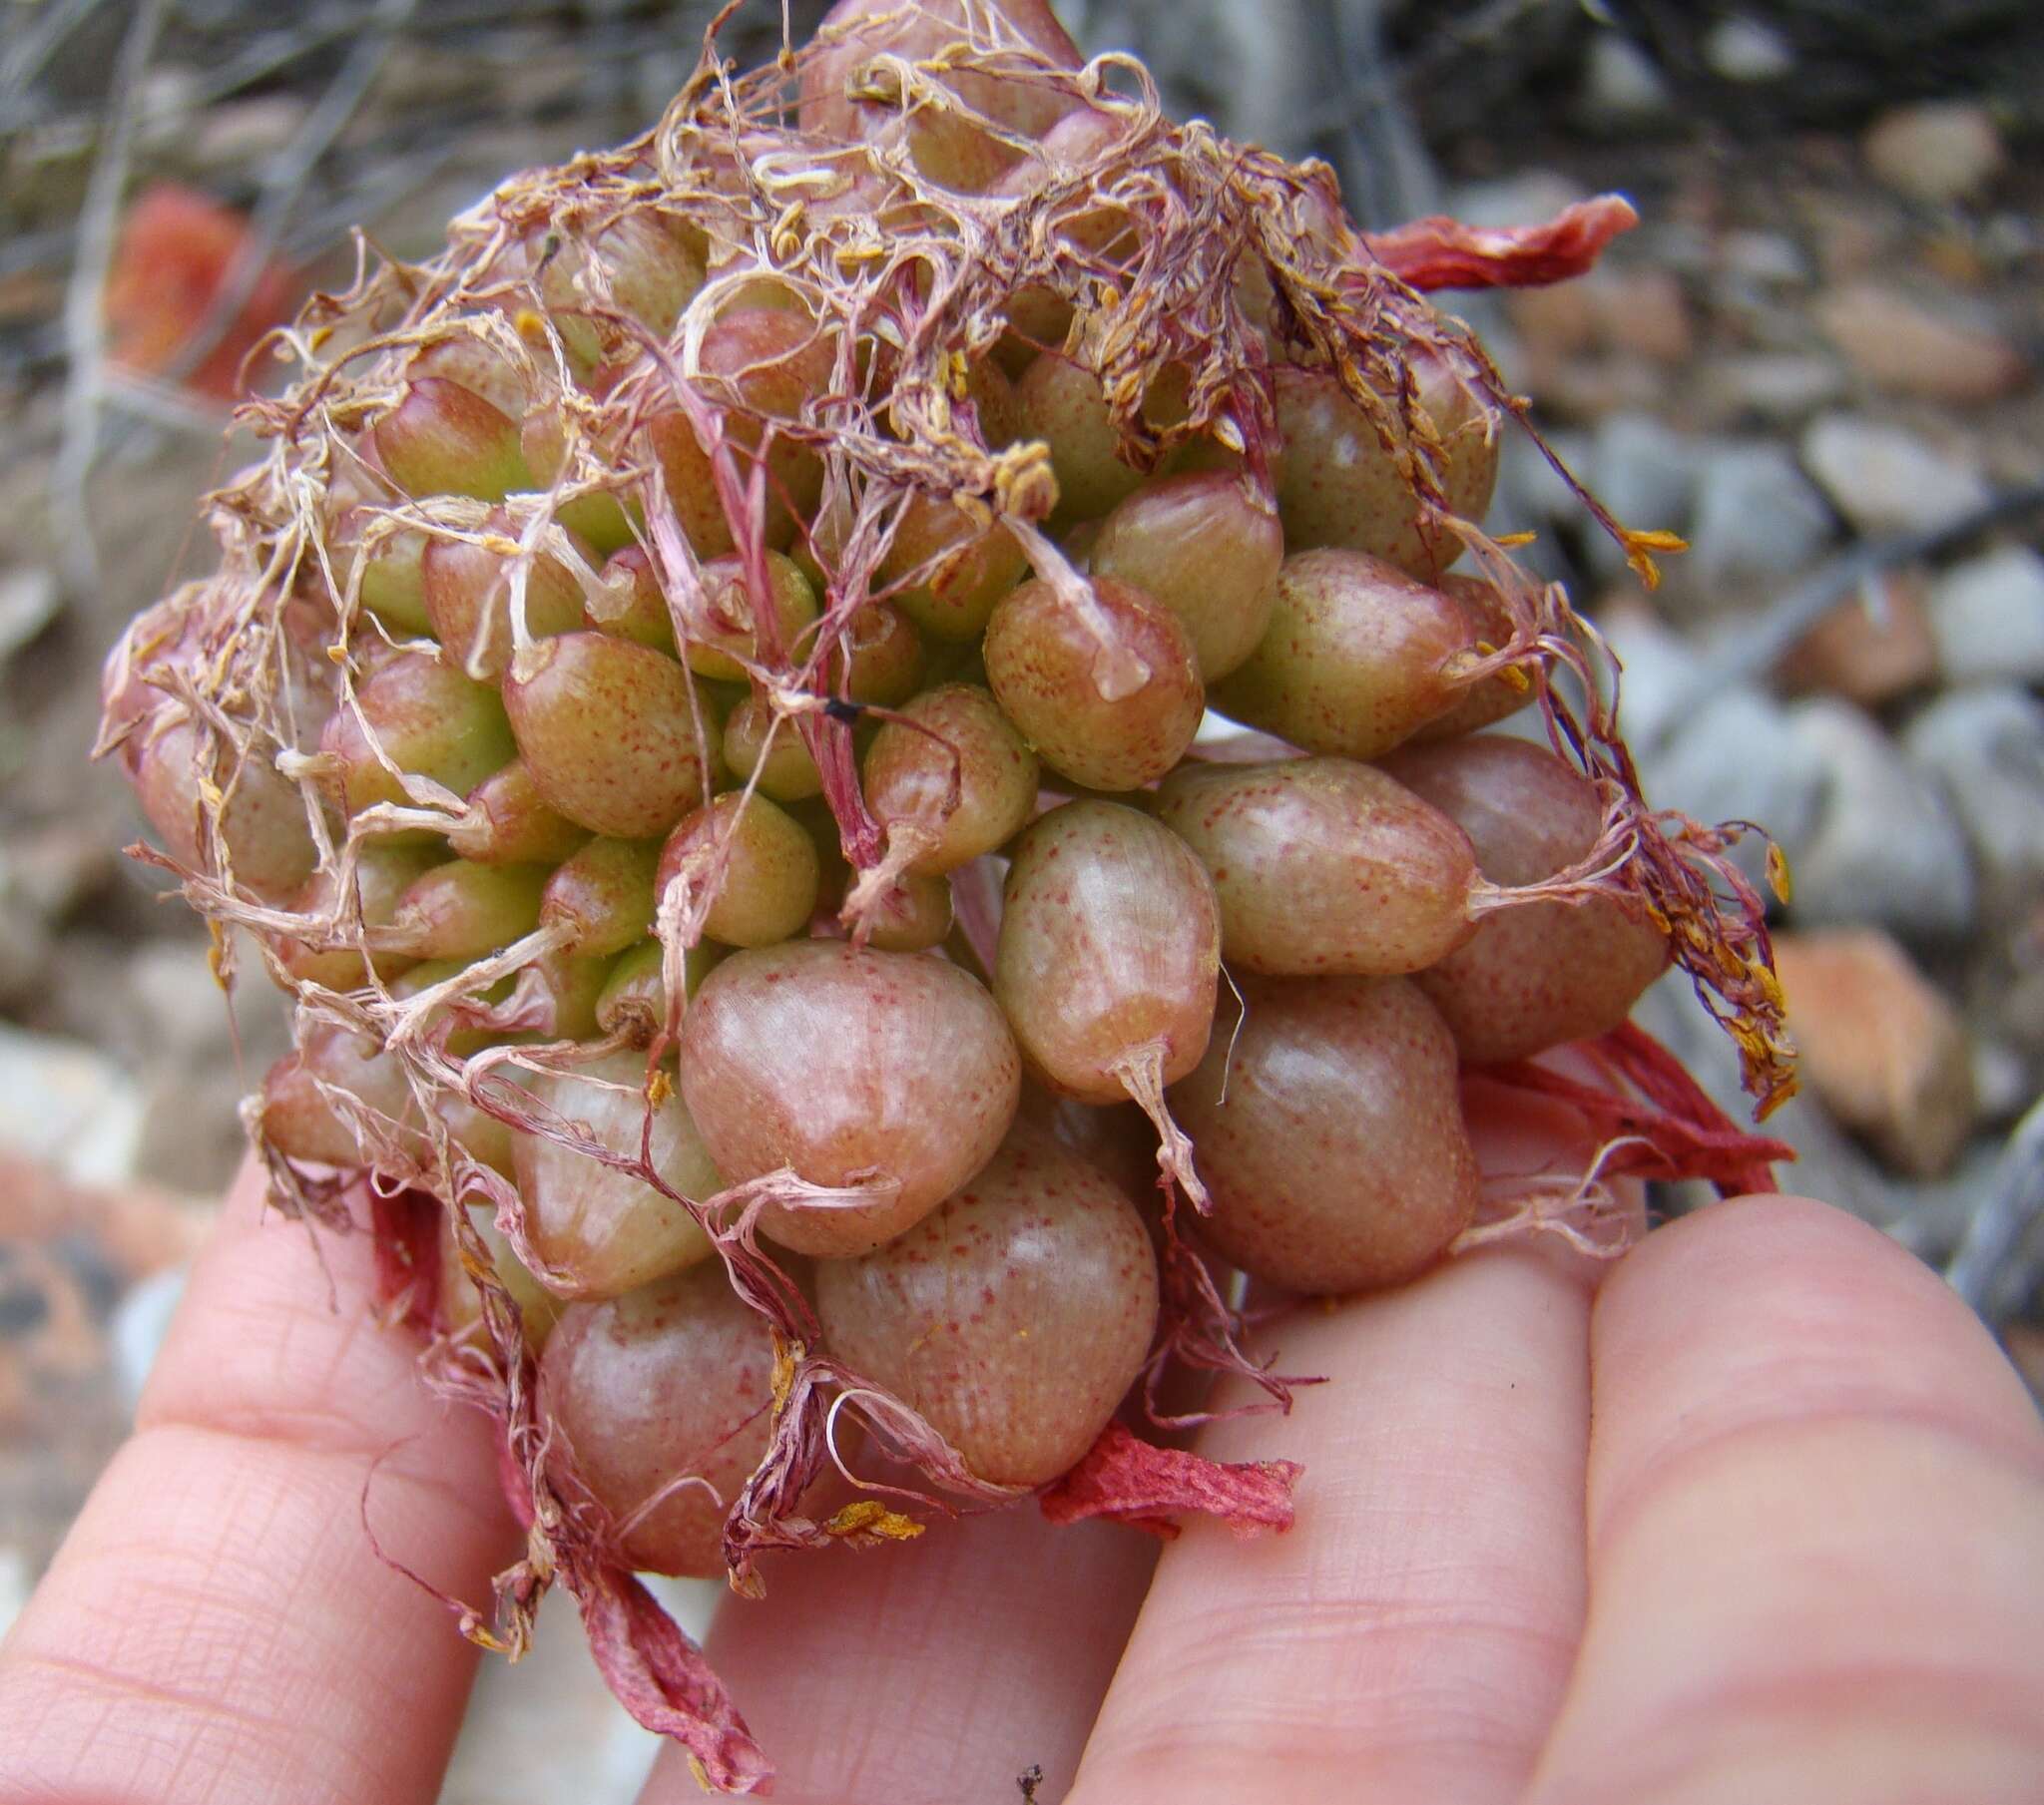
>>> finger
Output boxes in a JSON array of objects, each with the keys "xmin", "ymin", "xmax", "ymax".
[
  {"xmin": 1527, "ymin": 1194, "xmax": 2044, "ymax": 1805},
  {"xmin": 1069, "ymin": 1090, "xmax": 1612, "ymax": 1805},
  {"xmin": 0, "ymin": 1160, "xmax": 518, "ymax": 1805},
  {"xmin": 638, "ymin": 1506, "xmax": 1156, "ymax": 1805}
]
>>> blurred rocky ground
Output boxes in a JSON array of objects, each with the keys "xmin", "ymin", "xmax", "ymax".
[{"xmin": 0, "ymin": 1, "xmax": 2039, "ymax": 1797}]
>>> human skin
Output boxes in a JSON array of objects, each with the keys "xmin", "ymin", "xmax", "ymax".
[{"xmin": 1, "ymin": 1094, "xmax": 2040, "ymax": 1805}]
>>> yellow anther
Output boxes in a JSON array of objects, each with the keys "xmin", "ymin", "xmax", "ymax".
[{"xmin": 826, "ymin": 1500, "xmax": 924, "ymax": 1541}]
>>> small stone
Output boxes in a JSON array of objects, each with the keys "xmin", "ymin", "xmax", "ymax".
[
  {"xmin": 1970, "ymin": 1039, "xmax": 2033, "ymax": 1127},
  {"xmin": 1718, "ymin": 229, "xmax": 1811, "ymax": 287},
  {"xmin": 0, "ymin": 568, "xmax": 59, "ymax": 664},
  {"xmin": 1884, "ymin": 1135, "xmax": 2010, "ymax": 1263},
  {"xmin": 1779, "ymin": 569, "xmax": 1938, "ymax": 705},
  {"xmin": 0, "ymin": 269, "xmax": 63, "ymax": 326},
  {"xmin": 1507, "ymin": 279, "xmax": 1597, "ymax": 361},
  {"xmin": 1704, "ymin": 15, "xmax": 1796, "ymax": 82},
  {"xmin": 1919, "ymin": 230, "xmax": 1993, "ymax": 291},
  {"xmin": 1814, "ymin": 282, "xmax": 2027, "ymax": 406},
  {"xmin": 1579, "ymin": 33, "xmax": 1672, "ymax": 125},
  {"xmin": 127, "ymin": 941, "xmax": 242, "ymax": 1060},
  {"xmin": 1863, "ymin": 102, "xmax": 2004, "ymax": 207},
  {"xmin": 0, "ymin": 1150, "xmax": 210, "ymax": 1278},
  {"xmin": 1784, "ymin": 696, "xmax": 1976, "ymax": 939},
  {"xmin": 1447, "ymin": 171, "xmax": 1590, "ymax": 233},
  {"xmin": 1800, "ymin": 414, "xmax": 1992, "ymax": 536},
  {"xmin": 1903, "ymin": 686, "xmax": 2044, "ymax": 927},
  {"xmin": 110, "ymin": 1268, "xmax": 188, "ymax": 1409},
  {"xmin": 1495, "ymin": 426, "xmax": 1586, "ymax": 531},
  {"xmin": 0, "ymin": 1027, "xmax": 144, "ymax": 1188},
  {"xmin": 0, "ymin": 1548, "xmax": 29, "ymax": 1642},
  {"xmin": 136, "ymin": 1070, "xmax": 258, "ymax": 1196},
  {"xmin": 1689, "ymin": 441, "xmax": 1834, "ymax": 588},
  {"xmin": 132, "ymin": 65, "xmax": 203, "ymax": 153},
  {"xmin": 1772, "ymin": 928, "xmax": 1976, "ymax": 1178},
  {"xmin": 0, "ymin": 864, "xmax": 55, "ymax": 1010},
  {"xmin": 1600, "ymin": 604, "xmax": 1699, "ymax": 747},
  {"xmin": 1805, "ymin": 196, "xmax": 1890, "ymax": 284},
  {"xmin": 1510, "ymin": 266, "xmax": 1693, "ymax": 369},
  {"xmin": 0, "ymin": 829, "xmax": 104, "ymax": 1012},
  {"xmin": 1529, "ymin": 352, "xmax": 1667, "ymax": 425},
  {"xmin": 1696, "ymin": 352, "xmax": 1846, "ymax": 427},
  {"xmin": 1638, "ymin": 221, "xmax": 1714, "ymax": 277},
  {"xmin": 1929, "ymin": 546, "xmax": 2044, "ymax": 686},
  {"xmin": 3, "ymin": 825, "xmax": 110, "ymax": 919},
  {"xmin": 1638, "ymin": 684, "xmax": 1827, "ymax": 887},
  {"xmin": 1595, "ymin": 267, "xmax": 1694, "ymax": 365},
  {"xmin": 1630, "ymin": 968, "xmax": 1901, "ymax": 1226},
  {"xmin": 1581, "ymin": 412, "xmax": 1705, "ymax": 577}
]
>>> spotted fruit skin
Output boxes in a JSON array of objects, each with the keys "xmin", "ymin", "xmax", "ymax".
[
  {"xmin": 438, "ymin": 1204, "xmax": 560, "ymax": 1353},
  {"xmin": 130, "ymin": 713, "xmax": 317, "ymax": 897},
  {"xmin": 275, "ymin": 843, "xmax": 440, "ymax": 990},
  {"xmin": 722, "ymin": 693, "xmax": 823, "ymax": 801},
  {"xmin": 260, "ymin": 1022, "xmax": 413, "ymax": 1169},
  {"xmin": 1211, "ymin": 549, "xmax": 1478, "ymax": 761},
  {"xmin": 1152, "ymin": 756, "xmax": 1481, "ymax": 976},
  {"xmin": 798, "ymin": 0, "xmax": 1083, "ymax": 184},
  {"xmin": 1016, "ymin": 354, "xmax": 1149, "ymax": 522},
  {"xmin": 1088, "ymin": 470, "xmax": 1282, "ymax": 680},
  {"xmin": 421, "ymin": 517, "xmax": 588, "ymax": 680},
  {"xmin": 836, "ymin": 602, "xmax": 928, "ymax": 705},
  {"xmin": 382, "ymin": 858, "xmax": 547, "ymax": 961},
  {"xmin": 374, "ymin": 377, "xmax": 532, "ymax": 502},
  {"xmin": 502, "ymin": 631, "xmax": 718, "ymax": 839},
  {"xmin": 540, "ymin": 837, "xmax": 662, "ymax": 958},
  {"xmin": 1407, "ymin": 575, "xmax": 1533, "ymax": 743},
  {"xmin": 647, "ymin": 308, "xmax": 829, "ymax": 556},
  {"xmin": 1171, "ymin": 976, "xmax": 1479, "ymax": 1294},
  {"xmin": 323, "ymin": 653, "xmax": 517, "ymax": 827},
  {"xmin": 342, "ymin": 516, "xmax": 432, "ymax": 634},
  {"xmin": 449, "ymin": 759, "xmax": 591, "ymax": 865},
  {"xmin": 817, "ymin": 1129, "xmax": 1159, "ymax": 1486},
  {"xmin": 514, "ymin": 1053, "xmax": 720, "ymax": 1299},
  {"xmin": 1271, "ymin": 354, "xmax": 1497, "ymax": 581},
  {"xmin": 861, "ymin": 682, "xmax": 1038, "ymax": 875},
  {"xmin": 680, "ymin": 552, "xmax": 819, "ymax": 682},
  {"xmin": 657, "ymin": 791, "xmax": 820, "ymax": 949},
  {"xmin": 879, "ymin": 499, "xmax": 1028, "ymax": 644},
  {"xmin": 595, "ymin": 937, "xmax": 726, "ymax": 1045},
  {"xmin": 860, "ymin": 871, "xmax": 954, "ymax": 953},
  {"xmin": 995, "ymin": 800, "xmax": 1220, "ymax": 1101},
  {"xmin": 1380, "ymin": 735, "xmax": 1670, "ymax": 1062},
  {"xmin": 678, "ymin": 941, "xmax": 1021, "ymax": 1256},
  {"xmin": 983, "ymin": 576, "xmax": 1203, "ymax": 792},
  {"xmin": 539, "ymin": 1263, "xmax": 778, "ymax": 1577}
]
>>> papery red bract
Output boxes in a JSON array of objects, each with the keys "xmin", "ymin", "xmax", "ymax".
[
  {"xmin": 1040, "ymin": 1420, "xmax": 1300, "ymax": 1540},
  {"xmin": 1474, "ymin": 1022, "xmax": 1793, "ymax": 1197},
  {"xmin": 367, "ymin": 1184, "xmax": 442, "ymax": 1330},
  {"xmin": 1367, "ymin": 195, "xmax": 1640, "ymax": 292},
  {"xmin": 571, "ymin": 1559, "xmax": 772, "ymax": 1794}
]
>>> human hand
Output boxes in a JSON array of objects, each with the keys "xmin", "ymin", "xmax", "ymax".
[{"xmin": 3, "ymin": 1096, "xmax": 2040, "ymax": 1805}]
